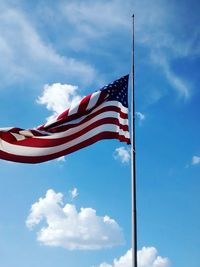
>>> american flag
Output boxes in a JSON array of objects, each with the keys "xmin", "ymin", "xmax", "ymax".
[{"xmin": 0, "ymin": 75, "xmax": 130, "ymax": 164}]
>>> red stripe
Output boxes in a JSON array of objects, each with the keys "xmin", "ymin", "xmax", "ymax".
[
  {"xmin": 57, "ymin": 108, "xmax": 69, "ymax": 120},
  {"xmin": 29, "ymin": 130, "xmax": 49, "ymax": 136},
  {"xmin": 95, "ymin": 91, "xmax": 107, "ymax": 106},
  {"xmin": 0, "ymin": 131, "xmax": 17, "ymax": 143},
  {"xmin": 49, "ymin": 108, "xmax": 128, "ymax": 134},
  {"xmin": 47, "ymin": 118, "xmax": 128, "ymax": 136},
  {"xmin": 6, "ymin": 127, "xmax": 23, "ymax": 133},
  {"xmin": 1, "ymin": 118, "xmax": 129, "ymax": 147},
  {"xmin": 42, "ymin": 102, "xmax": 127, "ymax": 131},
  {"xmin": 0, "ymin": 128, "xmax": 49, "ymax": 137},
  {"xmin": 78, "ymin": 94, "xmax": 91, "ymax": 114},
  {"xmin": 44, "ymin": 105, "xmax": 128, "ymax": 133},
  {"xmin": 0, "ymin": 132, "xmax": 130, "ymax": 164},
  {"xmin": 37, "ymin": 125, "xmax": 45, "ymax": 131},
  {"xmin": 37, "ymin": 91, "xmax": 107, "ymax": 131}
]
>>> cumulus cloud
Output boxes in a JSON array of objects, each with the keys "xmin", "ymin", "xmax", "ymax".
[
  {"xmin": 26, "ymin": 189, "xmax": 124, "ymax": 250},
  {"xmin": 97, "ymin": 246, "xmax": 170, "ymax": 267},
  {"xmin": 191, "ymin": 156, "xmax": 200, "ymax": 165},
  {"xmin": 113, "ymin": 147, "xmax": 131, "ymax": 164},
  {"xmin": 37, "ymin": 83, "xmax": 82, "ymax": 122},
  {"xmin": 137, "ymin": 247, "xmax": 169, "ymax": 267}
]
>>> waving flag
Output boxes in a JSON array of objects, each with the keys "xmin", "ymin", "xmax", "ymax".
[{"xmin": 0, "ymin": 75, "xmax": 130, "ymax": 164}]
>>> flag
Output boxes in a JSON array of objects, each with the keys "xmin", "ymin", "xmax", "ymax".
[{"xmin": 0, "ymin": 75, "xmax": 130, "ymax": 164}]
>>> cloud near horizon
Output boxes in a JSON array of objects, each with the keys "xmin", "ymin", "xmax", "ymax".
[
  {"xmin": 97, "ymin": 246, "xmax": 170, "ymax": 267},
  {"xmin": 26, "ymin": 189, "xmax": 124, "ymax": 250}
]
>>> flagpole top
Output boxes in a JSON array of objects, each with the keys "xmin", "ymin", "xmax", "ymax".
[{"xmin": 132, "ymin": 14, "xmax": 134, "ymax": 18}]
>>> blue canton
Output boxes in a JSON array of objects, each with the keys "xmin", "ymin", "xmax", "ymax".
[{"xmin": 100, "ymin": 75, "xmax": 129, "ymax": 107}]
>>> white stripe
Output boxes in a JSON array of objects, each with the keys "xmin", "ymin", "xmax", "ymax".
[
  {"xmin": 11, "ymin": 133, "xmax": 26, "ymax": 141},
  {"xmin": 1, "ymin": 111, "xmax": 129, "ymax": 141},
  {"xmin": 50, "ymin": 101, "xmax": 128, "ymax": 130},
  {"xmin": 32, "ymin": 111, "xmax": 129, "ymax": 139},
  {"xmin": 86, "ymin": 91, "xmax": 101, "ymax": 111},
  {"xmin": 0, "ymin": 104, "xmax": 128, "ymax": 141},
  {"xmin": 42, "ymin": 101, "xmax": 128, "ymax": 130},
  {"xmin": 32, "ymin": 129, "xmax": 51, "ymax": 136},
  {"xmin": 19, "ymin": 130, "xmax": 34, "ymax": 137},
  {"xmin": 68, "ymin": 100, "xmax": 81, "ymax": 116},
  {"xmin": 1, "ymin": 125, "xmax": 130, "ymax": 157},
  {"xmin": 0, "ymin": 127, "xmax": 13, "ymax": 131},
  {"xmin": 43, "ymin": 116, "xmax": 58, "ymax": 128}
]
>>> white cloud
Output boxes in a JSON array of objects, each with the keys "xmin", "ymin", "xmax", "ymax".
[
  {"xmin": 97, "ymin": 247, "xmax": 170, "ymax": 267},
  {"xmin": 59, "ymin": 0, "xmax": 195, "ymax": 99},
  {"xmin": 30, "ymin": 0, "xmax": 130, "ymax": 56},
  {"xmin": 1, "ymin": 0, "xmax": 197, "ymax": 101},
  {"xmin": 164, "ymin": 65, "xmax": 189, "ymax": 99},
  {"xmin": 61, "ymin": 1, "xmax": 131, "ymax": 40},
  {"xmin": 114, "ymin": 147, "xmax": 131, "ymax": 164},
  {"xmin": 150, "ymin": 53, "xmax": 189, "ymax": 98},
  {"xmin": 192, "ymin": 156, "xmax": 200, "ymax": 165},
  {"xmin": 0, "ymin": 4, "xmax": 96, "ymax": 87},
  {"xmin": 37, "ymin": 83, "xmax": 82, "ymax": 122},
  {"xmin": 69, "ymin": 188, "xmax": 78, "ymax": 200},
  {"xmin": 26, "ymin": 189, "xmax": 124, "ymax": 250},
  {"xmin": 136, "ymin": 112, "xmax": 146, "ymax": 123},
  {"xmin": 56, "ymin": 156, "xmax": 66, "ymax": 162},
  {"xmin": 134, "ymin": 0, "xmax": 197, "ymax": 99},
  {"xmin": 138, "ymin": 247, "xmax": 169, "ymax": 267}
]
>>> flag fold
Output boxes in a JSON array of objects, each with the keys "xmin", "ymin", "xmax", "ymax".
[{"xmin": 0, "ymin": 75, "xmax": 130, "ymax": 163}]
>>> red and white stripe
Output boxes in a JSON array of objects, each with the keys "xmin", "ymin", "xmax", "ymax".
[{"xmin": 0, "ymin": 90, "xmax": 130, "ymax": 164}]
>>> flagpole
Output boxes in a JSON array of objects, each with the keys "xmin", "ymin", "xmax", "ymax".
[{"xmin": 131, "ymin": 14, "xmax": 138, "ymax": 267}]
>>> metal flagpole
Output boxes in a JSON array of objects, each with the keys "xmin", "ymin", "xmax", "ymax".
[{"xmin": 131, "ymin": 14, "xmax": 138, "ymax": 267}]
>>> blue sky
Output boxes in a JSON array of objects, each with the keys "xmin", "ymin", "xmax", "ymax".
[{"xmin": 0, "ymin": 0, "xmax": 200, "ymax": 266}]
